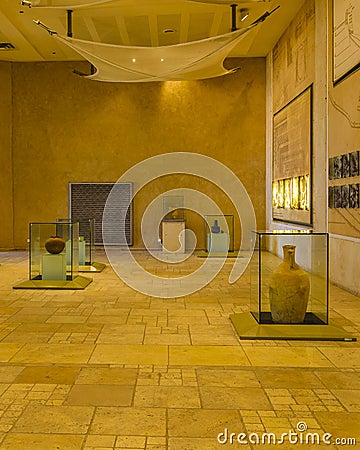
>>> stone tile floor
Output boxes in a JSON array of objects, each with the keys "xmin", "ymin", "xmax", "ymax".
[{"xmin": 0, "ymin": 250, "xmax": 359, "ymax": 449}]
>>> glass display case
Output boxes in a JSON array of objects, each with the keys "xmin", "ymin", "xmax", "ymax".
[
  {"xmin": 56, "ymin": 218, "xmax": 103, "ymax": 271},
  {"xmin": 13, "ymin": 222, "xmax": 92, "ymax": 290},
  {"xmin": 29, "ymin": 221, "xmax": 79, "ymax": 281},
  {"xmin": 250, "ymin": 231, "xmax": 328, "ymax": 325},
  {"xmin": 204, "ymin": 215, "xmax": 234, "ymax": 253},
  {"xmin": 163, "ymin": 195, "xmax": 185, "ymax": 220}
]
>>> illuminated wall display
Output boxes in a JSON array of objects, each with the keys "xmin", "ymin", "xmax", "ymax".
[
  {"xmin": 272, "ymin": 175, "xmax": 310, "ymax": 212},
  {"xmin": 272, "ymin": 86, "xmax": 312, "ymax": 226}
]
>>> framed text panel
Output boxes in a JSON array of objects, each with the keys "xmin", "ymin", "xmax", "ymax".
[
  {"xmin": 333, "ymin": 0, "xmax": 360, "ymax": 84},
  {"xmin": 272, "ymin": 85, "xmax": 312, "ymax": 226}
]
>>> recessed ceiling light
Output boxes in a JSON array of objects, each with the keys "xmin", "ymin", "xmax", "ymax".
[{"xmin": 132, "ymin": 58, "xmax": 136, "ymax": 62}]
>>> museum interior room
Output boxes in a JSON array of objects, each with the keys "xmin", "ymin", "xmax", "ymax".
[{"xmin": 0, "ymin": 0, "xmax": 360, "ymax": 448}]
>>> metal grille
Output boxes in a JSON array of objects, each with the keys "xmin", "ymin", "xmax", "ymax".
[{"xmin": 69, "ymin": 183, "xmax": 133, "ymax": 245}]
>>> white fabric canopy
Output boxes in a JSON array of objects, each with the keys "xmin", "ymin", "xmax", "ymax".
[{"xmin": 49, "ymin": 24, "xmax": 258, "ymax": 82}]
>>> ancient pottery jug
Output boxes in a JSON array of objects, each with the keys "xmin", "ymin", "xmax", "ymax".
[
  {"xmin": 211, "ymin": 219, "xmax": 220, "ymax": 233},
  {"xmin": 269, "ymin": 245, "xmax": 310, "ymax": 323},
  {"xmin": 45, "ymin": 236, "xmax": 65, "ymax": 254}
]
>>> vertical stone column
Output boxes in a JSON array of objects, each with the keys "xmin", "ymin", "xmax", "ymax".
[
  {"xmin": 312, "ymin": 0, "xmax": 329, "ymax": 232},
  {"xmin": 0, "ymin": 62, "xmax": 14, "ymax": 250}
]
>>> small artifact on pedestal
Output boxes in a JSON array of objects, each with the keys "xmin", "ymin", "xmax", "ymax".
[
  {"xmin": 269, "ymin": 245, "xmax": 310, "ymax": 323},
  {"xmin": 211, "ymin": 219, "xmax": 220, "ymax": 233},
  {"xmin": 44, "ymin": 236, "xmax": 65, "ymax": 254}
]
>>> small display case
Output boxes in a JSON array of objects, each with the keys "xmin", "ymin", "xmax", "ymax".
[
  {"xmin": 30, "ymin": 221, "xmax": 79, "ymax": 281},
  {"xmin": 250, "ymin": 231, "xmax": 328, "ymax": 325},
  {"xmin": 13, "ymin": 221, "xmax": 92, "ymax": 290},
  {"xmin": 204, "ymin": 215, "xmax": 234, "ymax": 253},
  {"xmin": 57, "ymin": 218, "xmax": 105, "ymax": 272},
  {"xmin": 163, "ymin": 195, "xmax": 185, "ymax": 220}
]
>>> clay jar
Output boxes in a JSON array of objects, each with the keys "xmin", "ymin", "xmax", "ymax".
[
  {"xmin": 45, "ymin": 236, "xmax": 65, "ymax": 254},
  {"xmin": 211, "ymin": 219, "xmax": 220, "ymax": 233},
  {"xmin": 269, "ymin": 245, "xmax": 310, "ymax": 323}
]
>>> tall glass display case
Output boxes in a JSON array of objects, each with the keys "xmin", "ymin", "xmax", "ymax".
[
  {"xmin": 57, "ymin": 218, "xmax": 105, "ymax": 272},
  {"xmin": 204, "ymin": 215, "xmax": 234, "ymax": 253},
  {"xmin": 163, "ymin": 195, "xmax": 185, "ymax": 220},
  {"xmin": 13, "ymin": 221, "xmax": 92, "ymax": 289},
  {"xmin": 29, "ymin": 221, "xmax": 79, "ymax": 281},
  {"xmin": 250, "ymin": 231, "xmax": 328, "ymax": 325}
]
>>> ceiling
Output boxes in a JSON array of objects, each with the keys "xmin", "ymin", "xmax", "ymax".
[{"xmin": 0, "ymin": 0, "xmax": 306, "ymax": 63}]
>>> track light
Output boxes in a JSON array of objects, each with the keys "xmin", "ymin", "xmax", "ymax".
[{"xmin": 240, "ymin": 8, "xmax": 249, "ymax": 22}]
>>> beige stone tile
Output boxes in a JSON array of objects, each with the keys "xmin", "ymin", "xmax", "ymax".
[
  {"xmin": 0, "ymin": 343, "xmax": 23, "ymax": 362},
  {"xmin": 134, "ymin": 386, "xmax": 200, "ymax": 408},
  {"xmin": 197, "ymin": 368, "xmax": 260, "ymax": 387},
  {"xmin": 244, "ymin": 347, "xmax": 334, "ymax": 368},
  {"xmin": 168, "ymin": 409, "xmax": 244, "ymax": 437},
  {"xmin": 200, "ymin": 387, "xmax": 271, "ymax": 409},
  {"xmin": 168, "ymin": 437, "xmax": 230, "ymax": 449},
  {"xmin": 315, "ymin": 370, "xmax": 360, "ymax": 389},
  {"xmin": 255, "ymin": 368, "xmax": 325, "ymax": 388},
  {"xmin": 0, "ymin": 366, "xmax": 24, "ymax": 383},
  {"xmin": 0, "ymin": 433, "xmax": 85, "ymax": 449},
  {"xmin": 2, "ymin": 331, "xmax": 54, "ymax": 343},
  {"xmin": 331, "ymin": 389, "xmax": 360, "ymax": 412},
  {"xmin": 89, "ymin": 344, "xmax": 168, "ymax": 365},
  {"xmin": 87, "ymin": 315, "xmax": 128, "ymax": 324},
  {"xmin": 85, "ymin": 434, "xmax": 116, "ymax": 447},
  {"xmin": 66, "ymin": 384, "xmax": 134, "ymax": 406},
  {"xmin": 57, "ymin": 323, "xmax": 102, "ymax": 333},
  {"xmin": 15, "ymin": 366, "xmax": 80, "ymax": 384},
  {"xmin": 46, "ymin": 315, "xmax": 88, "ymax": 323},
  {"xmin": 115, "ymin": 435, "xmax": 146, "ymax": 448},
  {"xmin": 97, "ymin": 333, "xmax": 144, "ymax": 344},
  {"xmin": 169, "ymin": 346, "xmax": 250, "ymax": 366},
  {"xmin": 315, "ymin": 411, "xmax": 360, "ymax": 439},
  {"xmin": 12, "ymin": 404, "xmax": 94, "ymax": 433},
  {"xmin": 90, "ymin": 407, "xmax": 166, "ymax": 436},
  {"xmin": 75, "ymin": 367, "xmax": 138, "ymax": 385},
  {"xmin": 10, "ymin": 344, "xmax": 94, "ymax": 364},
  {"xmin": 319, "ymin": 348, "xmax": 360, "ymax": 368},
  {"xmin": 144, "ymin": 334, "xmax": 191, "ymax": 345},
  {"xmin": 101, "ymin": 324, "xmax": 145, "ymax": 334}
]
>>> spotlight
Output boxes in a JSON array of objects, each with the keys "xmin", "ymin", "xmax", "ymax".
[
  {"xmin": 240, "ymin": 8, "xmax": 249, "ymax": 22},
  {"xmin": 20, "ymin": 0, "xmax": 32, "ymax": 7}
]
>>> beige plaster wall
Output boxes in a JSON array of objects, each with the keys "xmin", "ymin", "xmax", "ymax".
[
  {"xmin": 327, "ymin": 0, "xmax": 360, "ymax": 294},
  {"xmin": 0, "ymin": 62, "xmax": 14, "ymax": 249},
  {"xmin": 10, "ymin": 58, "xmax": 266, "ymax": 249}
]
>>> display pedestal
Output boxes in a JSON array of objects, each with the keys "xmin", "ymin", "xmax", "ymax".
[
  {"xmin": 79, "ymin": 239, "xmax": 86, "ymax": 265},
  {"xmin": 42, "ymin": 253, "xmax": 66, "ymax": 280},
  {"xmin": 207, "ymin": 233, "xmax": 229, "ymax": 253},
  {"xmin": 162, "ymin": 220, "xmax": 185, "ymax": 253},
  {"xmin": 66, "ymin": 239, "xmax": 85, "ymax": 264},
  {"xmin": 13, "ymin": 275, "xmax": 92, "ymax": 290},
  {"xmin": 230, "ymin": 312, "xmax": 356, "ymax": 341}
]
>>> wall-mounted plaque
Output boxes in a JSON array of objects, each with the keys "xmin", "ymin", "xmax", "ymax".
[
  {"xmin": 272, "ymin": 86, "xmax": 312, "ymax": 225},
  {"xmin": 341, "ymin": 185, "xmax": 350, "ymax": 208},
  {"xmin": 349, "ymin": 184, "xmax": 359, "ymax": 208},
  {"xmin": 342, "ymin": 153, "xmax": 350, "ymax": 178},
  {"xmin": 333, "ymin": 155, "xmax": 342, "ymax": 179},
  {"xmin": 349, "ymin": 151, "xmax": 359, "ymax": 177},
  {"xmin": 334, "ymin": 186, "xmax": 342, "ymax": 208},
  {"xmin": 333, "ymin": 0, "xmax": 360, "ymax": 84}
]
